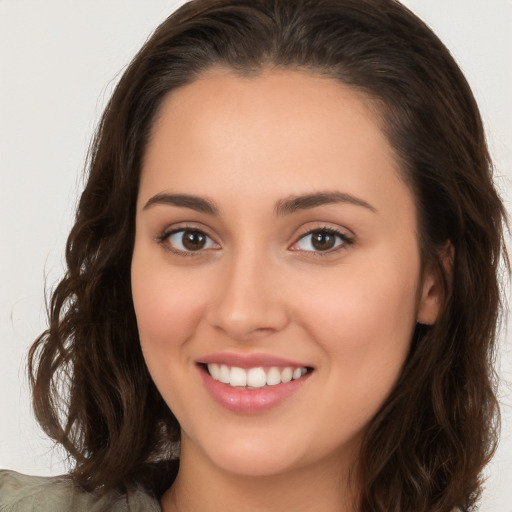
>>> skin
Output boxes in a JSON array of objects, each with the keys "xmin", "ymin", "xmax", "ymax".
[{"xmin": 131, "ymin": 69, "xmax": 443, "ymax": 512}]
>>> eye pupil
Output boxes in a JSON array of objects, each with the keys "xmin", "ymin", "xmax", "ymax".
[
  {"xmin": 182, "ymin": 230, "xmax": 206, "ymax": 250},
  {"xmin": 311, "ymin": 231, "xmax": 336, "ymax": 251}
]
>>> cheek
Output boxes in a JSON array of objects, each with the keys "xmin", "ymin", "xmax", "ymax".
[
  {"xmin": 131, "ymin": 258, "xmax": 209, "ymax": 354},
  {"xmin": 131, "ymin": 258, "xmax": 212, "ymax": 420},
  {"xmin": 292, "ymin": 261, "xmax": 419, "ymax": 442},
  {"xmin": 296, "ymin": 254, "xmax": 420, "ymax": 379}
]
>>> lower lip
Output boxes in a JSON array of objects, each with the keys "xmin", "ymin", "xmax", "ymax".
[{"xmin": 199, "ymin": 367, "xmax": 311, "ymax": 414}]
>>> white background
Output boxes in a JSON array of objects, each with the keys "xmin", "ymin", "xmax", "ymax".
[{"xmin": 0, "ymin": 1, "xmax": 510, "ymax": 510}]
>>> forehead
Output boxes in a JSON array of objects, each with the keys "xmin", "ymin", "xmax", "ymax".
[
  {"xmin": 147, "ymin": 69, "xmax": 388, "ymax": 163},
  {"xmin": 139, "ymin": 69, "xmax": 413, "ymax": 221}
]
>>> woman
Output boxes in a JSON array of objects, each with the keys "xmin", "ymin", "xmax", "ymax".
[{"xmin": 0, "ymin": 0, "xmax": 508, "ymax": 511}]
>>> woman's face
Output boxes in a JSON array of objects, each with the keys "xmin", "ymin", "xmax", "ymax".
[{"xmin": 131, "ymin": 70, "xmax": 441, "ymax": 477}]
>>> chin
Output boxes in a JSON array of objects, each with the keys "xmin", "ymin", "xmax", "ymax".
[
  {"xmin": 210, "ymin": 445, "xmax": 304, "ymax": 478},
  {"xmin": 183, "ymin": 426, "xmax": 310, "ymax": 478},
  {"xmin": 185, "ymin": 422, "xmax": 358, "ymax": 480}
]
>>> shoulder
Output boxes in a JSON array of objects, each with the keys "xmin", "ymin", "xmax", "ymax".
[{"xmin": 0, "ymin": 470, "xmax": 161, "ymax": 512}]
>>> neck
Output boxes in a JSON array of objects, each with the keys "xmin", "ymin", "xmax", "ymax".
[{"xmin": 160, "ymin": 437, "xmax": 359, "ymax": 512}]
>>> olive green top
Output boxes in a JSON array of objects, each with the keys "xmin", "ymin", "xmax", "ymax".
[{"xmin": 0, "ymin": 470, "xmax": 162, "ymax": 512}]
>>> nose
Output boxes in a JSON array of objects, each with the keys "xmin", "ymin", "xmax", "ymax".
[{"xmin": 205, "ymin": 247, "xmax": 289, "ymax": 341}]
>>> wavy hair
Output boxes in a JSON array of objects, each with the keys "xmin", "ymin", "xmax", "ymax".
[{"xmin": 29, "ymin": 0, "xmax": 508, "ymax": 510}]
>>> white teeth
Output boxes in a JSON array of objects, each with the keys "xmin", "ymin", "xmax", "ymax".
[
  {"xmin": 207, "ymin": 363, "xmax": 308, "ymax": 388},
  {"xmin": 208, "ymin": 363, "xmax": 220, "ymax": 380},
  {"xmin": 219, "ymin": 364, "xmax": 230, "ymax": 384},
  {"xmin": 292, "ymin": 367, "xmax": 302, "ymax": 380},
  {"xmin": 247, "ymin": 367, "xmax": 267, "ymax": 388},
  {"xmin": 266, "ymin": 367, "xmax": 281, "ymax": 386},
  {"xmin": 281, "ymin": 367, "xmax": 293, "ymax": 383},
  {"xmin": 229, "ymin": 367, "xmax": 247, "ymax": 387}
]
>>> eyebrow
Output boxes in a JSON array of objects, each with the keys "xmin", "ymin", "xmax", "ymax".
[
  {"xmin": 142, "ymin": 190, "xmax": 376, "ymax": 216},
  {"xmin": 274, "ymin": 191, "xmax": 376, "ymax": 215},
  {"xmin": 143, "ymin": 193, "xmax": 218, "ymax": 215}
]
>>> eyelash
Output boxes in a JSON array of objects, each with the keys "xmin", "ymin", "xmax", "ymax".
[
  {"xmin": 156, "ymin": 225, "xmax": 354, "ymax": 257},
  {"xmin": 290, "ymin": 227, "xmax": 354, "ymax": 256},
  {"xmin": 156, "ymin": 225, "xmax": 219, "ymax": 257}
]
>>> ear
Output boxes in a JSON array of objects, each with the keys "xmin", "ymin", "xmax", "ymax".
[{"xmin": 417, "ymin": 242, "xmax": 454, "ymax": 326}]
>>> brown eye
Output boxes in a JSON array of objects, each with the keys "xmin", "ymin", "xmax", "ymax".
[
  {"xmin": 292, "ymin": 228, "xmax": 350, "ymax": 253},
  {"xmin": 166, "ymin": 229, "xmax": 218, "ymax": 252},
  {"xmin": 182, "ymin": 230, "xmax": 207, "ymax": 250},
  {"xmin": 310, "ymin": 231, "xmax": 336, "ymax": 251}
]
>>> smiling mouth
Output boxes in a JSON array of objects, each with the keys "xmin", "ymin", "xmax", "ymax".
[{"xmin": 201, "ymin": 363, "xmax": 313, "ymax": 389}]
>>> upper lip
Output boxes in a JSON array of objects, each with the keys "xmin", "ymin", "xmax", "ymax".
[{"xmin": 197, "ymin": 352, "xmax": 311, "ymax": 369}]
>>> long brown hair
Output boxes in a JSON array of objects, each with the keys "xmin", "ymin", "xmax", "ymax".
[{"xmin": 29, "ymin": 0, "xmax": 508, "ymax": 510}]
